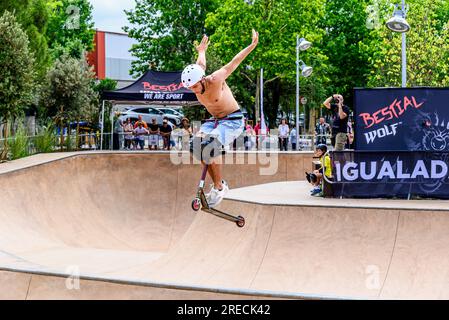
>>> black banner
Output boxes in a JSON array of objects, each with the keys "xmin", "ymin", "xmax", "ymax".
[
  {"xmin": 102, "ymin": 70, "xmax": 198, "ymax": 104},
  {"xmin": 330, "ymin": 151, "xmax": 449, "ymax": 199},
  {"xmin": 354, "ymin": 87, "xmax": 449, "ymax": 151}
]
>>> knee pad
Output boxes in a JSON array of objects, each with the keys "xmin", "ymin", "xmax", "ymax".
[{"xmin": 190, "ymin": 136, "xmax": 222, "ymax": 163}]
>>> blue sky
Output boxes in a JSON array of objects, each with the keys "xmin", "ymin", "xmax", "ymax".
[{"xmin": 89, "ymin": 0, "xmax": 136, "ymax": 33}]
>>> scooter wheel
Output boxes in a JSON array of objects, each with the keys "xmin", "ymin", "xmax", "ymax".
[
  {"xmin": 236, "ymin": 216, "xmax": 245, "ymax": 228},
  {"xmin": 191, "ymin": 198, "xmax": 201, "ymax": 211}
]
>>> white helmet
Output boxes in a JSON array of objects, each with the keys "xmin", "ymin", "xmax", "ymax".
[{"xmin": 181, "ymin": 64, "xmax": 205, "ymax": 88}]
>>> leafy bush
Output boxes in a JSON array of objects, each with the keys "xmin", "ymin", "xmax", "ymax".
[
  {"xmin": 35, "ymin": 123, "xmax": 56, "ymax": 153},
  {"xmin": 8, "ymin": 125, "xmax": 30, "ymax": 160}
]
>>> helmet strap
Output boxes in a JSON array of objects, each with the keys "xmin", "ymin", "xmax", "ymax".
[{"xmin": 200, "ymin": 78, "xmax": 206, "ymax": 95}]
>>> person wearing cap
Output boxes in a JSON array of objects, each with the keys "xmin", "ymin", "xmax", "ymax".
[
  {"xmin": 159, "ymin": 119, "xmax": 173, "ymax": 150},
  {"xmin": 181, "ymin": 29, "xmax": 259, "ymax": 207},
  {"xmin": 306, "ymin": 144, "xmax": 332, "ymax": 196}
]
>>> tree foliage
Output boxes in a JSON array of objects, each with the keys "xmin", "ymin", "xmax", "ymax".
[
  {"xmin": 124, "ymin": 0, "xmax": 219, "ymax": 76},
  {"xmin": 321, "ymin": 0, "xmax": 375, "ymax": 107},
  {"xmin": 205, "ymin": 0, "xmax": 330, "ymax": 127},
  {"xmin": 0, "ymin": 0, "xmax": 50, "ymax": 76},
  {"xmin": 40, "ymin": 53, "xmax": 98, "ymax": 121},
  {"xmin": 363, "ymin": 0, "xmax": 449, "ymax": 87},
  {"xmin": 0, "ymin": 11, "xmax": 36, "ymax": 121},
  {"xmin": 46, "ymin": 0, "xmax": 95, "ymax": 59}
]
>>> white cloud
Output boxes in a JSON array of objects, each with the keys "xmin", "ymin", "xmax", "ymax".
[{"xmin": 89, "ymin": 0, "xmax": 136, "ymax": 33}]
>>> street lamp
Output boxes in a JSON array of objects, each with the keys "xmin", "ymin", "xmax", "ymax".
[
  {"xmin": 296, "ymin": 36, "xmax": 312, "ymax": 148},
  {"xmin": 386, "ymin": 0, "xmax": 410, "ymax": 87},
  {"xmin": 297, "ymin": 38, "xmax": 312, "ymax": 51},
  {"xmin": 298, "ymin": 60, "xmax": 313, "ymax": 77}
]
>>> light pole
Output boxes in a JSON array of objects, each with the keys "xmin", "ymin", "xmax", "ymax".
[
  {"xmin": 296, "ymin": 36, "xmax": 313, "ymax": 146},
  {"xmin": 386, "ymin": 0, "xmax": 410, "ymax": 87}
]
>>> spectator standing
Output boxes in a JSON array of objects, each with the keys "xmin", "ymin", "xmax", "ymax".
[
  {"xmin": 254, "ymin": 118, "xmax": 270, "ymax": 149},
  {"xmin": 113, "ymin": 114, "xmax": 123, "ymax": 150},
  {"xmin": 163, "ymin": 117, "xmax": 177, "ymax": 148},
  {"xmin": 134, "ymin": 115, "xmax": 148, "ymax": 129},
  {"xmin": 159, "ymin": 119, "xmax": 173, "ymax": 150},
  {"xmin": 123, "ymin": 118, "xmax": 134, "ymax": 150},
  {"xmin": 254, "ymin": 119, "xmax": 260, "ymax": 135},
  {"xmin": 315, "ymin": 117, "xmax": 330, "ymax": 146},
  {"xmin": 180, "ymin": 118, "xmax": 193, "ymax": 150},
  {"xmin": 322, "ymin": 94, "xmax": 350, "ymax": 151},
  {"xmin": 290, "ymin": 127, "xmax": 298, "ymax": 151},
  {"xmin": 134, "ymin": 122, "xmax": 149, "ymax": 150},
  {"xmin": 244, "ymin": 119, "xmax": 255, "ymax": 150},
  {"xmin": 148, "ymin": 118, "xmax": 160, "ymax": 150},
  {"xmin": 278, "ymin": 119, "xmax": 289, "ymax": 151}
]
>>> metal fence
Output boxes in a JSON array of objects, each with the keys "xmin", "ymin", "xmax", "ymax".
[
  {"xmin": 109, "ymin": 132, "xmax": 332, "ymax": 152},
  {"xmin": 0, "ymin": 133, "xmax": 108, "ymax": 160},
  {"xmin": 0, "ymin": 131, "xmax": 334, "ymax": 160}
]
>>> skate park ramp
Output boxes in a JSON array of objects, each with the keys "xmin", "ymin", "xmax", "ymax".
[{"xmin": 0, "ymin": 151, "xmax": 448, "ymax": 299}]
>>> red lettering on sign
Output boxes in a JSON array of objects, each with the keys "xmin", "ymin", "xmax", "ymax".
[
  {"xmin": 141, "ymin": 82, "xmax": 183, "ymax": 92},
  {"xmin": 358, "ymin": 96, "xmax": 425, "ymax": 129}
]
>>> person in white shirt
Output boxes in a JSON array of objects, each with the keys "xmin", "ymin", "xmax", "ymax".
[
  {"xmin": 278, "ymin": 119, "xmax": 289, "ymax": 151},
  {"xmin": 134, "ymin": 123, "xmax": 149, "ymax": 150}
]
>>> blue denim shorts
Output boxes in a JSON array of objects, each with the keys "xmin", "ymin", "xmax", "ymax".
[{"xmin": 199, "ymin": 111, "xmax": 244, "ymax": 146}]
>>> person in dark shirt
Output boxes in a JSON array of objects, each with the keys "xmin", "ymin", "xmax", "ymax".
[
  {"xmin": 322, "ymin": 94, "xmax": 350, "ymax": 151},
  {"xmin": 159, "ymin": 119, "xmax": 173, "ymax": 150},
  {"xmin": 148, "ymin": 118, "xmax": 160, "ymax": 150}
]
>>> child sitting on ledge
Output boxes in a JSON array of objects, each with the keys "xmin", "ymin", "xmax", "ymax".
[{"xmin": 305, "ymin": 144, "xmax": 332, "ymax": 196}]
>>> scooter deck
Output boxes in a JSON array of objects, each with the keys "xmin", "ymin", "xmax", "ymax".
[
  {"xmin": 201, "ymin": 206, "xmax": 241, "ymax": 223},
  {"xmin": 198, "ymin": 189, "xmax": 244, "ymax": 225}
]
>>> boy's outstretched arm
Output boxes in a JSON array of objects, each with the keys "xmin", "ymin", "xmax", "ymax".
[
  {"xmin": 211, "ymin": 29, "xmax": 259, "ymax": 82},
  {"xmin": 196, "ymin": 35, "xmax": 209, "ymax": 71}
]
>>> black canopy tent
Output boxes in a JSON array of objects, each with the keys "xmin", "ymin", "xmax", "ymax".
[
  {"xmin": 100, "ymin": 70, "xmax": 200, "ymax": 149},
  {"xmin": 101, "ymin": 69, "xmax": 199, "ymax": 105}
]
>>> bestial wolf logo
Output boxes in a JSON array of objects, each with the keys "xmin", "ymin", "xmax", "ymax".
[{"xmin": 364, "ymin": 122, "xmax": 401, "ymax": 144}]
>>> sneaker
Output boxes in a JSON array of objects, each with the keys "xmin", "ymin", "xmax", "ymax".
[
  {"xmin": 206, "ymin": 180, "xmax": 229, "ymax": 208},
  {"xmin": 310, "ymin": 186, "xmax": 322, "ymax": 196}
]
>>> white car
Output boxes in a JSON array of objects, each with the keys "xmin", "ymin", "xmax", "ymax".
[
  {"xmin": 156, "ymin": 107, "xmax": 184, "ymax": 119},
  {"xmin": 119, "ymin": 107, "xmax": 181, "ymax": 126}
]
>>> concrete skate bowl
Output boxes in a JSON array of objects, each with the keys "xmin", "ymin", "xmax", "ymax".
[
  {"xmin": 0, "ymin": 151, "xmax": 322, "ymax": 299},
  {"xmin": 0, "ymin": 151, "xmax": 447, "ymax": 299}
]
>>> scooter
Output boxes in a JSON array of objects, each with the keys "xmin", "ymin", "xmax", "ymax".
[{"xmin": 191, "ymin": 164, "xmax": 245, "ymax": 228}]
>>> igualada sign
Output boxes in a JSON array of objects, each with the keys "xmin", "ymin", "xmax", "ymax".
[{"xmin": 335, "ymin": 159, "xmax": 448, "ymax": 182}]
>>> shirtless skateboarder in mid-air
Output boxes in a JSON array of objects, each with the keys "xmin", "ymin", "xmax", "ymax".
[{"xmin": 182, "ymin": 29, "xmax": 259, "ymax": 208}]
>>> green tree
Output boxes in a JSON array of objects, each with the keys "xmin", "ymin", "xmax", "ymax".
[
  {"xmin": 321, "ymin": 0, "xmax": 375, "ymax": 107},
  {"xmin": 364, "ymin": 0, "xmax": 449, "ymax": 87},
  {"xmin": 46, "ymin": 0, "xmax": 95, "ymax": 59},
  {"xmin": 124, "ymin": 0, "xmax": 219, "ymax": 76},
  {"xmin": 40, "ymin": 53, "xmax": 98, "ymax": 148},
  {"xmin": 0, "ymin": 11, "xmax": 36, "ymax": 158},
  {"xmin": 206, "ymin": 0, "xmax": 330, "ymax": 129},
  {"xmin": 94, "ymin": 78, "xmax": 118, "ymax": 98},
  {"xmin": 0, "ymin": 0, "xmax": 51, "ymax": 76}
]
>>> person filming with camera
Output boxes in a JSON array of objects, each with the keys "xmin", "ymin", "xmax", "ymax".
[{"xmin": 323, "ymin": 94, "xmax": 350, "ymax": 151}]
